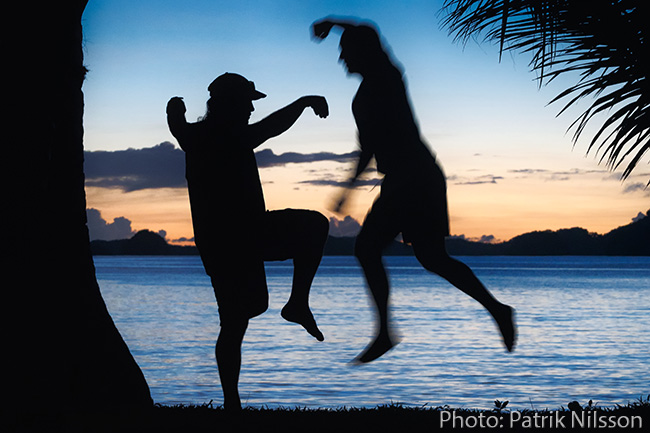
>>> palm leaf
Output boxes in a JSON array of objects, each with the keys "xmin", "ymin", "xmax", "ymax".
[{"xmin": 439, "ymin": 0, "xmax": 649, "ymax": 185}]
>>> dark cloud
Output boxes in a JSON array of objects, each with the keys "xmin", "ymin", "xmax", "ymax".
[
  {"xmin": 87, "ymin": 208, "xmax": 171, "ymax": 241},
  {"xmin": 84, "ymin": 142, "xmax": 186, "ymax": 192},
  {"xmin": 84, "ymin": 143, "xmax": 359, "ymax": 192},
  {"xmin": 509, "ymin": 168, "xmax": 550, "ymax": 175},
  {"xmin": 255, "ymin": 148, "xmax": 358, "ymax": 167},
  {"xmin": 453, "ymin": 175, "xmax": 504, "ymax": 185},
  {"xmin": 297, "ymin": 177, "xmax": 382, "ymax": 188},
  {"xmin": 509, "ymin": 167, "xmax": 609, "ymax": 181},
  {"xmin": 86, "ymin": 208, "xmax": 136, "ymax": 241},
  {"xmin": 171, "ymin": 236, "xmax": 195, "ymax": 243},
  {"xmin": 448, "ymin": 167, "xmax": 617, "ymax": 186},
  {"xmin": 546, "ymin": 168, "xmax": 608, "ymax": 181},
  {"xmin": 623, "ymin": 182, "xmax": 649, "ymax": 195},
  {"xmin": 449, "ymin": 233, "xmax": 500, "ymax": 244},
  {"xmin": 479, "ymin": 234, "xmax": 497, "ymax": 243},
  {"xmin": 328, "ymin": 215, "xmax": 362, "ymax": 237}
]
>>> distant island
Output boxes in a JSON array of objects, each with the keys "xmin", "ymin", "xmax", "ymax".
[{"xmin": 90, "ymin": 211, "xmax": 649, "ymax": 256}]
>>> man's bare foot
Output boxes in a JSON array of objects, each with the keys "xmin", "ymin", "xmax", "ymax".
[
  {"xmin": 281, "ymin": 304, "xmax": 324, "ymax": 341},
  {"xmin": 353, "ymin": 332, "xmax": 395, "ymax": 364},
  {"xmin": 494, "ymin": 304, "xmax": 516, "ymax": 352}
]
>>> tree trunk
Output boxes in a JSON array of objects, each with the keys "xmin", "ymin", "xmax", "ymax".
[{"xmin": 3, "ymin": 1, "xmax": 152, "ymax": 413}]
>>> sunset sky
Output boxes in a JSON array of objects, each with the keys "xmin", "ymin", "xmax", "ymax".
[{"xmin": 81, "ymin": 0, "xmax": 648, "ymax": 244}]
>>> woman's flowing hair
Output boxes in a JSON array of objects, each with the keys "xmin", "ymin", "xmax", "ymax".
[{"xmin": 341, "ymin": 23, "xmax": 403, "ymax": 75}]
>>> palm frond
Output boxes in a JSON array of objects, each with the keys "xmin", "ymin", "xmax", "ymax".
[{"xmin": 439, "ymin": 0, "xmax": 649, "ymax": 185}]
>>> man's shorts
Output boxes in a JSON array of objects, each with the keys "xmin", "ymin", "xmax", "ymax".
[{"xmin": 205, "ymin": 208, "xmax": 328, "ymax": 325}]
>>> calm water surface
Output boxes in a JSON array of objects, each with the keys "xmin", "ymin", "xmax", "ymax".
[{"xmin": 94, "ymin": 255, "xmax": 650, "ymax": 410}]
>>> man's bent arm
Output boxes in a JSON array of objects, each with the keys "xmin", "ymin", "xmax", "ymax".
[{"xmin": 246, "ymin": 96, "xmax": 328, "ymax": 148}]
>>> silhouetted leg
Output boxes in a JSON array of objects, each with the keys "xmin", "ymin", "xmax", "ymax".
[
  {"xmin": 353, "ymin": 213, "xmax": 401, "ymax": 363},
  {"xmin": 216, "ymin": 318, "xmax": 249, "ymax": 410},
  {"xmin": 412, "ymin": 239, "xmax": 516, "ymax": 352},
  {"xmin": 282, "ymin": 211, "xmax": 329, "ymax": 341},
  {"xmin": 263, "ymin": 209, "xmax": 329, "ymax": 341}
]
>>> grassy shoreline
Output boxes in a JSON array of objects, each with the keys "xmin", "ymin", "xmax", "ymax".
[{"xmin": 5, "ymin": 397, "xmax": 649, "ymax": 432}]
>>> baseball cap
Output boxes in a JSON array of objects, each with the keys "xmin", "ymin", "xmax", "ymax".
[{"xmin": 208, "ymin": 72, "xmax": 266, "ymax": 100}]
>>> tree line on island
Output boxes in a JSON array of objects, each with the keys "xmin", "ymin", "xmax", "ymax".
[{"xmin": 91, "ymin": 210, "xmax": 649, "ymax": 256}]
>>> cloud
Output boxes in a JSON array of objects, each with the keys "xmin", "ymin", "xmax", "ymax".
[
  {"xmin": 171, "ymin": 236, "xmax": 195, "ymax": 243},
  {"xmin": 547, "ymin": 168, "xmax": 608, "ymax": 181},
  {"xmin": 86, "ymin": 208, "xmax": 136, "ymax": 241},
  {"xmin": 84, "ymin": 143, "xmax": 358, "ymax": 192},
  {"xmin": 478, "ymin": 234, "xmax": 497, "ymax": 243},
  {"xmin": 329, "ymin": 215, "xmax": 362, "ymax": 237},
  {"xmin": 453, "ymin": 174, "xmax": 504, "ymax": 185},
  {"xmin": 449, "ymin": 166, "xmax": 619, "ymax": 186},
  {"xmin": 622, "ymin": 182, "xmax": 650, "ymax": 195},
  {"xmin": 84, "ymin": 142, "xmax": 186, "ymax": 192},
  {"xmin": 255, "ymin": 149, "xmax": 358, "ymax": 167},
  {"xmin": 297, "ymin": 177, "xmax": 382, "ymax": 188},
  {"xmin": 509, "ymin": 168, "xmax": 550, "ymax": 176},
  {"xmin": 509, "ymin": 167, "xmax": 609, "ymax": 182},
  {"xmin": 449, "ymin": 233, "xmax": 500, "ymax": 243},
  {"xmin": 87, "ymin": 208, "xmax": 172, "ymax": 241}
]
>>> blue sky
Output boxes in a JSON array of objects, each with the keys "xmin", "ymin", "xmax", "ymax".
[{"xmin": 80, "ymin": 0, "xmax": 648, "ymax": 243}]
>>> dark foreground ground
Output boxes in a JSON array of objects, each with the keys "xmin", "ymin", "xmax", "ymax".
[{"xmin": 5, "ymin": 398, "xmax": 649, "ymax": 433}]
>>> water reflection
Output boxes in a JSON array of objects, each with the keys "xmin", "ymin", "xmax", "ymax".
[{"xmin": 96, "ymin": 255, "xmax": 650, "ymax": 409}]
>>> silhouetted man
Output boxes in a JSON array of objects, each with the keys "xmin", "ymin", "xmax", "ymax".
[{"xmin": 167, "ymin": 72, "xmax": 329, "ymax": 410}]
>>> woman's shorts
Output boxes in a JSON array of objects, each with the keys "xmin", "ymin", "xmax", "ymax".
[{"xmin": 360, "ymin": 164, "xmax": 450, "ymax": 246}]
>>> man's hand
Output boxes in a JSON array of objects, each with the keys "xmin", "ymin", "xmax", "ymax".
[
  {"xmin": 166, "ymin": 96, "xmax": 186, "ymax": 116},
  {"xmin": 303, "ymin": 96, "xmax": 329, "ymax": 118}
]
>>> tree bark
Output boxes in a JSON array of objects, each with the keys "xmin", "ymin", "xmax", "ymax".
[{"xmin": 3, "ymin": 1, "xmax": 152, "ymax": 413}]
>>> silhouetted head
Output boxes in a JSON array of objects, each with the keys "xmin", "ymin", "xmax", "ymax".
[
  {"xmin": 204, "ymin": 73, "xmax": 266, "ymax": 126},
  {"xmin": 339, "ymin": 24, "xmax": 391, "ymax": 76}
]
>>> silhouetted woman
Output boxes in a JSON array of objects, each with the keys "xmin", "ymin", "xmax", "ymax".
[{"xmin": 312, "ymin": 17, "xmax": 516, "ymax": 363}]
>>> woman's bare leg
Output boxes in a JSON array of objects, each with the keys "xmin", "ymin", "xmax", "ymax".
[
  {"xmin": 413, "ymin": 239, "xmax": 516, "ymax": 351},
  {"xmin": 353, "ymin": 220, "xmax": 401, "ymax": 363}
]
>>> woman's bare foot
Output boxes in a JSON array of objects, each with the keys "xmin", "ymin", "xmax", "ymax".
[
  {"xmin": 281, "ymin": 304, "xmax": 324, "ymax": 341},
  {"xmin": 494, "ymin": 304, "xmax": 516, "ymax": 352},
  {"xmin": 353, "ymin": 331, "xmax": 395, "ymax": 364}
]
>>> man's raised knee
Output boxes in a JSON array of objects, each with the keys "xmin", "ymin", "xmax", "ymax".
[
  {"xmin": 313, "ymin": 211, "xmax": 330, "ymax": 240},
  {"xmin": 302, "ymin": 210, "xmax": 329, "ymax": 244}
]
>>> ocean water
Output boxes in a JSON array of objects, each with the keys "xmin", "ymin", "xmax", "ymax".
[{"xmin": 94, "ymin": 255, "xmax": 650, "ymax": 410}]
